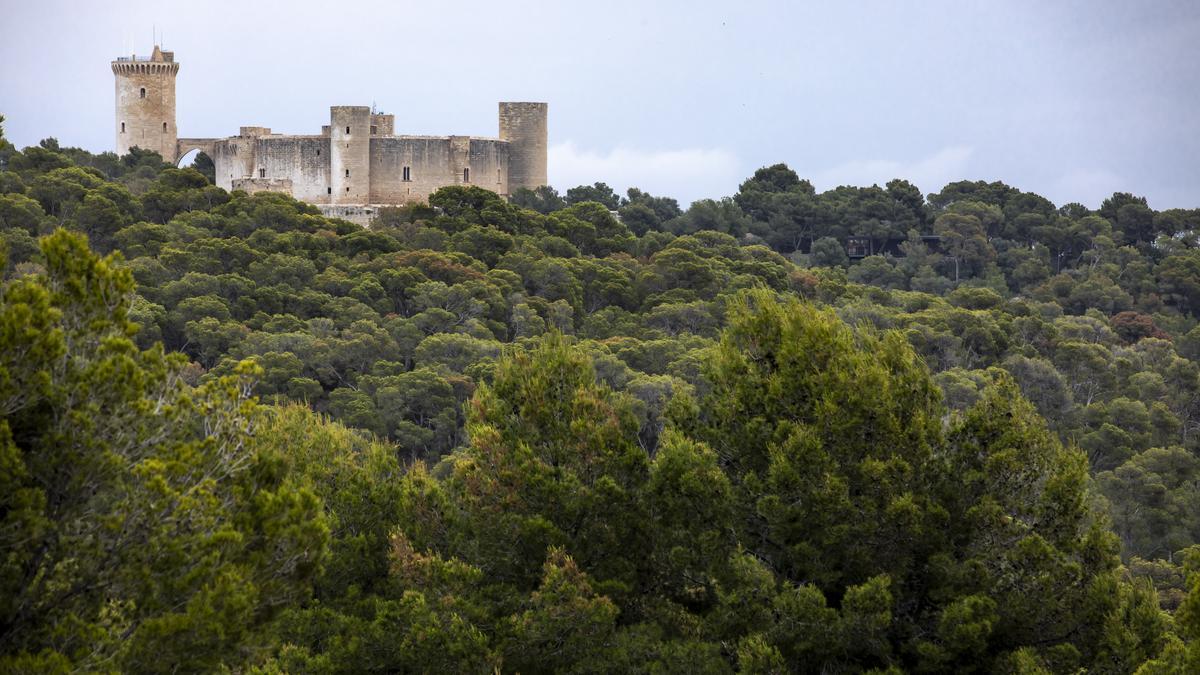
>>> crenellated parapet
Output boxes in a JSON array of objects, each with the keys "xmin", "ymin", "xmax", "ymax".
[{"xmin": 111, "ymin": 61, "xmax": 180, "ymax": 76}]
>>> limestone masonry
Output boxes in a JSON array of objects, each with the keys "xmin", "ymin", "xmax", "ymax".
[{"xmin": 112, "ymin": 46, "xmax": 547, "ymax": 220}]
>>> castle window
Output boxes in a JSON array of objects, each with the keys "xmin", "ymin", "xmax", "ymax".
[
  {"xmin": 463, "ymin": 168, "xmax": 470, "ymax": 183},
  {"xmin": 403, "ymin": 166, "xmax": 411, "ymax": 181},
  {"xmin": 346, "ymin": 187, "xmax": 350, "ymax": 192},
  {"xmin": 259, "ymin": 169, "xmax": 266, "ymax": 178},
  {"xmin": 345, "ymin": 169, "xmax": 350, "ymax": 177},
  {"xmin": 120, "ymin": 122, "xmax": 125, "ymax": 133},
  {"xmin": 345, "ymin": 126, "xmax": 350, "ymax": 134},
  {"xmin": 316, "ymin": 149, "xmax": 320, "ymax": 156},
  {"xmin": 327, "ymin": 187, "xmax": 332, "ymax": 194},
  {"xmin": 370, "ymin": 125, "xmax": 378, "ymax": 135},
  {"xmin": 163, "ymin": 122, "xmax": 167, "ymax": 133},
  {"xmin": 140, "ymin": 87, "xmax": 146, "ymax": 98}
]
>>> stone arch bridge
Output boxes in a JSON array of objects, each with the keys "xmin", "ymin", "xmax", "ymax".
[{"xmin": 174, "ymin": 138, "xmax": 219, "ymax": 167}]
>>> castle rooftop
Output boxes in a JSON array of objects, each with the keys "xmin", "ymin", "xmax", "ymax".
[{"xmin": 112, "ymin": 46, "xmax": 174, "ymax": 63}]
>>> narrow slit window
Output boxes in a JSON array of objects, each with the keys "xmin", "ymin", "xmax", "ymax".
[
  {"xmin": 345, "ymin": 169, "xmax": 350, "ymax": 177},
  {"xmin": 140, "ymin": 87, "xmax": 146, "ymax": 98},
  {"xmin": 163, "ymin": 122, "xmax": 167, "ymax": 132},
  {"xmin": 345, "ymin": 126, "xmax": 350, "ymax": 134},
  {"xmin": 346, "ymin": 187, "xmax": 350, "ymax": 192},
  {"xmin": 120, "ymin": 122, "xmax": 125, "ymax": 133},
  {"xmin": 259, "ymin": 168, "xmax": 266, "ymax": 178},
  {"xmin": 403, "ymin": 166, "xmax": 410, "ymax": 181},
  {"xmin": 327, "ymin": 187, "xmax": 332, "ymax": 194},
  {"xmin": 463, "ymin": 168, "xmax": 470, "ymax": 182},
  {"xmin": 316, "ymin": 149, "xmax": 320, "ymax": 156}
]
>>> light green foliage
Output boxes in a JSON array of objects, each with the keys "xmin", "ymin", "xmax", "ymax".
[
  {"xmin": 938, "ymin": 373, "xmax": 1125, "ymax": 664},
  {"xmin": 689, "ymin": 291, "xmax": 944, "ymax": 590},
  {"xmin": 504, "ymin": 548, "xmax": 621, "ymax": 672},
  {"xmin": 1134, "ymin": 547, "xmax": 1200, "ymax": 673},
  {"xmin": 678, "ymin": 291, "xmax": 1154, "ymax": 671},
  {"xmin": 847, "ymin": 254, "xmax": 907, "ymax": 289},
  {"xmin": 444, "ymin": 333, "xmax": 651, "ymax": 588},
  {"xmin": 0, "ymin": 230, "xmax": 326, "ymax": 671},
  {"xmin": 1100, "ymin": 447, "xmax": 1200, "ymax": 559}
]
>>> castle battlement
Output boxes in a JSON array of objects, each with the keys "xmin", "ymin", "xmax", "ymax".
[
  {"xmin": 111, "ymin": 62, "xmax": 179, "ymax": 74},
  {"xmin": 114, "ymin": 45, "xmax": 547, "ymax": 211}
]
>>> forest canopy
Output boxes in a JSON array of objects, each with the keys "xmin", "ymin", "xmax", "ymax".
[{"xmin": 3, "ymin": 125, "xmax": 1200, "ymax": 672}]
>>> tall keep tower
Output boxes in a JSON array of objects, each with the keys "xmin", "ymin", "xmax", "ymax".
[
  {"xmin": 329, "ymin": 106, "xmax": 371, "ymax": 204},
  {"xmin": 499, "ymin": 102, "xmax": 548, "ymax": 192},
  {"xmin": 112, "ymin": 45, "xmax": 179, "ymax": 159}
]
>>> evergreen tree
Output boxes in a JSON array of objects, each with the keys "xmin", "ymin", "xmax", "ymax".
[{"xmin": 0, "ymin": 231, "xmax": 327, "ymax": 671}]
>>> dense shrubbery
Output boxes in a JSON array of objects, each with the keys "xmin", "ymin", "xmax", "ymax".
[{"xmin": 4, "ymin": 120, "xmax": 1200, "ymax": 671}]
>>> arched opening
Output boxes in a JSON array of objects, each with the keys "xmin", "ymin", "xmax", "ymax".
[
  {"xmin": 162, "ymin": 122, "xmax": 168, "ymax": 133},
  {"xmin": 176, "ymin": 147, "xmax": 201, "ymax": 168},
  {"xmin": 176, "ymin": 149, "xmax": 216, "ymax": 184},
  {"xmin": 140, "ymin": 87, "xmax": 146, "ymax": 98}
]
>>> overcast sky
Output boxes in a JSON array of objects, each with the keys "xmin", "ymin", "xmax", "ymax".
[{"xmin": 2, "ymin": 0, "xmax": 1198, "ymax": 209}]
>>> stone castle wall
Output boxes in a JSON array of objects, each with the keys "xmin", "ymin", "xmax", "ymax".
[
  {"xmin": 317, "ymin": 204, "xmax": 381, "ymax": 226},
  {"xmin": 213, "ymin": 126, "xmax": 514, "ymax": 206},
  {"xmin": 212, "ymin": 129, "xmax": 268, "ymax": 192},
  {"xmin": 256, "ymin": 136, "xmax": 331, "ymax": 204},
  {"xmin": 231, "ymin": 177, "xmax": 293, "ymax": 195},
  {"xmin": 368, "ymin": 136, "xmax": 510, "ymax": 203},
  {"xmin": 370, "ymin": 113, "xmax": 394, "ymax": 137},
  {"xmin": 116, "ymin": 47, "xmax": 546, "ymax": 210}
]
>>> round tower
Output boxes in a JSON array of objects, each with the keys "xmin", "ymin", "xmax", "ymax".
[
  {"xmin": 499, "ymin": 102, "xmax": 548, "ymax": 194},
  {"xmin": 112, "ymin": 45, "xmax": 179, "ymax": 160}
]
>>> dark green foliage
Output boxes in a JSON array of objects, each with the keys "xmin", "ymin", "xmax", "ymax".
[
  {"xmin": 190, "ymin": 150, "xmax": 216, "ymax": 184},
  {"xmin": 511, "ymin": 184, "xmax": 567, "ymax": 213},
  {"xmin": 2, "ymin": 143, "xmax": 1198, "ymax": 671},
  {"xmin": 618, "ymin": 187, "xmax": 682, "ymax": 235},
  {"xmin": 565, "ymin": 181, "xmax": 622, "ymax": 210},
  {"xmin": 809, "ymin": 235, "xmax": 848, "ymax": 267}
]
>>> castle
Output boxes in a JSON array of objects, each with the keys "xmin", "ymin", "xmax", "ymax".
[{"xmin": 112, "ymin": 46, "xmax": 547, "ymax": 222}]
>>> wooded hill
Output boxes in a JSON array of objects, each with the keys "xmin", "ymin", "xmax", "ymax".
[{"xmin": 2, "ymin": 122, "xmax": 1199, "ymax": 672}]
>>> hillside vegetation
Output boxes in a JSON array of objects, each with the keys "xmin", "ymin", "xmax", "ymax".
[{"xmin": 2, "ymin": 121, "xmax": 1200, "ymax": 672}]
